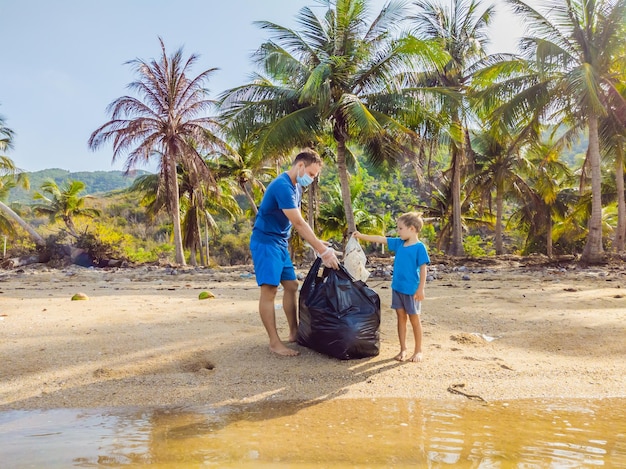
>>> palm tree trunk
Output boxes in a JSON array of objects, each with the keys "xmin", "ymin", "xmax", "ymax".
[
  {"xmin": 581, "ymin": 115, "xmax": 605, "ymax": 263},
  {"xmin": 167, "ymin": 159, "xmax": 186, "ymax": 265},
  {"xmin": 495, "ymin": 181, "xmax": 504, "ymax": 255},
  {"xmin": 241, "ymin": 182, "xmax": 258, "ymax": 215},
  {"xmin": 614, "ymin": 141, "xmax": 625, "ymax": 252},
  {"xmin": 189, "ymin": 245, "xmax": 197, "ymax": 266},
  {"xmin": 64, "ymin": 216, "xmax": 78, "ymax": 237},
  {"xmin": 204, "ymin": 216, "xmax": 210, "ymax": 265},
  {"xmin": 337, "ymin": 140, "xmax": 356, "ymax": 234},
  {"xmin": 307, "ymin": 180, "xmax": 316, "ymax": 232},
  {"xmin": 449, "ymin": 145, "xmax": 465, "ymax": 256},
  {"xmin": 0, "ymin": 201, "xmax": 46, "ymax": 247},
  {"xmin": 546, "ymin": 209, "xmax": 553, "ymax": 258},
  {"xmin": 198, "ymin": 222, "xmax": 206, "ymax": 266}
]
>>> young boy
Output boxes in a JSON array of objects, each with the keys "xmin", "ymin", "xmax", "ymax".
[{"xmin": 353, "ymin": 212, "xmax": 430, "ymax": 362}]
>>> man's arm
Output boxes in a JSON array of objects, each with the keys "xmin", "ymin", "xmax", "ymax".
[
  {"xmin": 283, "ymin": 208, "xmax": 339, "ymax": 268},
  {"xmin": 283, "ymin": 208, "xmax": 326, "ymax": 253}
]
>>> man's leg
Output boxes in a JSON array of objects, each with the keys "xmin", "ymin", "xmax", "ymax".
[
  {"xmin": 259, "ymin": 284, "xmax": 299, "ymax": 356},
  {"xmin": 281, "ymin": 279, "xmax": 299, "ymax": 342}
]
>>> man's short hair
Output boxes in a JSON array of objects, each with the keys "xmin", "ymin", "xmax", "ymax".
[{"xmin": 293, "ymin": 149, "xmax": 322, "ymax": 166}]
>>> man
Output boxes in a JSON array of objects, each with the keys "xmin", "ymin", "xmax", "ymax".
[{"xmin": 250, "ymin": 149, "xmax": 339, "ymax": 356}]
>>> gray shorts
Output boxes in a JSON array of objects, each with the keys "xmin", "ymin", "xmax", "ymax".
[{"xmin": 391, "ymin": 289, "xmax": 421, "ymax": 315}]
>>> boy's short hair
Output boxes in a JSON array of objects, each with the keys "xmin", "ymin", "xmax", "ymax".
[
  {"xmin": 398, "ymin": 212, "xmax": 424, "ymax": 232},
  {"xmin": 293, "ymin": 149, "xmax": 322, "ymax": 167}
]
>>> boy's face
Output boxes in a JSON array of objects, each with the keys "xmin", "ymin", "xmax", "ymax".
[{"xmin": 396, "ymin": 221, "xmax": 416, "ymax": 240}]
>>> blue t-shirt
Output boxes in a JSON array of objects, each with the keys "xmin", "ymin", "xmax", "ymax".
[
  {"xmin": 387, "ymin": 238, "xmax": 430, "ymax": 296},
  {"xmin": 251, "ymin": 172, "xmax": 302, "ymax": 247}
]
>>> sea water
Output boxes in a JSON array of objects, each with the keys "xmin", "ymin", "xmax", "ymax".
[{"xmin": 1, "ymin": 398, "xmax": 624, "ymax": 468}]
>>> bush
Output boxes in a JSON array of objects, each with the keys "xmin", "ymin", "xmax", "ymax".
[
  {"xmin": 214, "ymin": 233, "xmax": 251, "ymax": 265},
  {"xmin": 463, "ymin": 235, "xmax": 495, "ymax": 257}
]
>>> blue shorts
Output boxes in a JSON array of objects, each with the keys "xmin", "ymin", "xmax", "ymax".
[
  {"xmin": 391, "ymin": 289, "xmax": 421, "ymax": 315},
  {"xmin": 250, "ymin": 240, "xmax": 297, "ymax": 287}
]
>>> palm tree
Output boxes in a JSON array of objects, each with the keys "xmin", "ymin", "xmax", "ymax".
[
  {"xmin": 0, "ymin": 113, "xmax": 14, "ymax": 156},
  {"xmin": 0, "ymin": 115, "xmax": 45, "ymax": 247},
  {"xmin": 220, "ymin": 0, "xmax": 447, "ymax": 234},
  {"xmin": 0, "ymin": 159, "xmax": 45, "ymax": 247},
  {"xmin": 32, "ymin": 179, "xmax": 101, "ymax": 236},
  {"xmin": 500, "ymin": 0, "xmax": 626, "ymax": 263},
  {"xmin": 599, "ymin": 35, "xmax": 626, "ymax": 252},
  {"xmin": 210, "ymin": 128, "xmax": 276, "ymax": 216},
  {"xmin": 129, "ymin": 164, "xmax": 242, "ymax": 266},
  {"xmin": 88, "ymin": 37, "xmax": 228, "ymax": 265},
  {"xmin": 469, "ymin": 127, "xmax": 524, "ymax": 254},
  {"xmin": 522, "ymin": 140, "xmax": 575, "ymax": 257},
  {"xmin": 407, "ymin": 0, "xmax": 496, "ymax": 256}
]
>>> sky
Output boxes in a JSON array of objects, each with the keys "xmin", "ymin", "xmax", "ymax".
[{"xmin": 0, "ymin": 0, "xmax": 532, "ymax": 173}]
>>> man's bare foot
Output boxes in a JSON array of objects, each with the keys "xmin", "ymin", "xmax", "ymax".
[
  {"xmin": 408, "ymin": 352, "xmax": 423, "ymax": 363},
  {"xmin": 270, "ymin": 343, "xmax": 300, "ymax": 356},
  {"xmin": 394, "ymin": 350, "xmax": 408, "ymax": 361}
]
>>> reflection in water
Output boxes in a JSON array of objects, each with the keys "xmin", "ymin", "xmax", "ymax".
[{"xmin": 0, "ymin": 398, "xmax": 624, "ymax": 468}]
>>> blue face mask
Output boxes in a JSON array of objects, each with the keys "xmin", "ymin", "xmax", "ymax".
[{"xmin": 297, "ymin": 167, "xmax": 314, "ymax": 187}]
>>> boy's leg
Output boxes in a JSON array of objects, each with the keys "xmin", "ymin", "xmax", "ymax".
[
  {"xmin": 395, "ymin": 308, "xmax": 409, "ymax": 361},
  {"xmin": 407, "ymin": 314, "xmax": 423, "ymax": 362},
  {"xmin": 281, "ymin": 279, "xmax": 299, "ymax": 342},
  {"xmin": 259, "ymin": 284, "xmax": 299, "ymax": 356}
]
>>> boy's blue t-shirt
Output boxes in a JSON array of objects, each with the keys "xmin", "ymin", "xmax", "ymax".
[
  {"xmin": 387, "ymin": 238, "xmax": 430, "ymax": 296},
  {"xmin": 251, "ymin": 173, "xmax": 302, "ymax": 247}
]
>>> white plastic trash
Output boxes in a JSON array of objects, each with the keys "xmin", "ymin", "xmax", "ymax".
[{"xmin": 343, "ymin": 237, "xmax": 370, "ymax": 283}]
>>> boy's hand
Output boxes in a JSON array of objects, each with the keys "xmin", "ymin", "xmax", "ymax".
[{"xmin": 352, "ymin": 231, "xmax": 361, "ymax": 239}]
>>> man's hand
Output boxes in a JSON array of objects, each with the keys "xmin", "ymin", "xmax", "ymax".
[{"xmin": 320, "ymin": 247, "xmax": 340, "ymax": 269}]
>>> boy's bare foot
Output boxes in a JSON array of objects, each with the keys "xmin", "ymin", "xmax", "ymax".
[
  {"xmin": 394, "ymin": 350, "xmax": 408, "ymax": 361},
  {"xmin": 286, "ymin": 333, "xmax": 298, "ymax": 343},
  {"xmin": 408, "ymin": 352, "xmax": 423, "ymax": 363},
  {"xmin": 270, "ymin": 343, "xmax": 300, "ymax": 356}
]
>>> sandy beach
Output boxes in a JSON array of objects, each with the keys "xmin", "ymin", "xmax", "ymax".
[{"xmin": 1, "ymin": 255, "xmax": 625, "ymax": 410}]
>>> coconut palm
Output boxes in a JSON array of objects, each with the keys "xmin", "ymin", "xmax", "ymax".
[
  {"xmin": 32, "ymin": 179, "xmax": 101, "ymax": 237},
  {"xmin": 407, "ymin": 0, "xmax": 497, "ymax": 256},
  {"xmin": 129, "ymin": 164, "xmax": 242, "ymax": 266},
  {"xmin": 215, "ymin": 109, "xmax": 280, "ymax": 215},
  {"xmin": 220, "ymin": 0, "xmax": 447, "ymax": 234},
  {"xmin": 521, "ymin": 140, "xmax": 576, "ymax": 256},
  {"xmin": 469, "ymin": 127, "xmax": 525, "ymax": 254},
  {"xmin": 0, "ymin": 158, "xmax": 44, "ymax": 245},
  {"xmin": 0, "ymin": 113, "xmax": 14, "ymax": 156},
  {"xmin": 494, "ymin": 0, "xmax": 626, "ymax": 263},
  {"xmin": 599, "ymin": 116, "xmax": 626, "ymax": 252},
  {"xmin": 0, "ymin": 116, "xmax": 45, "ymax": 247},
  {"xmin": 599, "ymin": 35, "xmax": 626, "ymax": 252},
  {"xmin": 88, "ymin": 37, "xmax": 228, "ymax": 265}
]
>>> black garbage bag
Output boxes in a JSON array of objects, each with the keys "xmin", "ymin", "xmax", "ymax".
[{"xmin": 297, "ymin": 257, "xmax": 381, "ymax": 360}]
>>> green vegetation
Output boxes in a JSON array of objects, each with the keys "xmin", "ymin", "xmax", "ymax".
[
  {"xmin": 7, "ymin": 168, "xmax": 149, "ymax": 204},
  {"xmin": 0, "ymin": 0, "xmax": 624, "ymax": 267}
]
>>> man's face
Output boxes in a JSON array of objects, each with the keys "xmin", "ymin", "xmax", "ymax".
[{"xmin": 301, "ymin": 162, "xmax": 321, "ymax": 179}]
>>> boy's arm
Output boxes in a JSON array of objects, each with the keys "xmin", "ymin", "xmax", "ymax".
[
  {"xmin": 415, "ymin": 264, "xmax": 427, "ymax": 301},
  {"xmin": 353, "ymin": 231, "xmax": 387, "ymax": 245}
]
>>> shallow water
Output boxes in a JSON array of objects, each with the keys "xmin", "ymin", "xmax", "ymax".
[{"xmin": 1, "ymin": 398, "xmax": 625, "ymax": 468}]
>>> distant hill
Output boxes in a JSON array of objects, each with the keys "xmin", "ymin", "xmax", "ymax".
[{"xmin": 7, "ymin": 168, "xmax": 152, "ymax": 204}]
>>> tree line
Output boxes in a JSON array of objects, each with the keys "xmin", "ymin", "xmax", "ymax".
[{"xmin": 1, "ymin": 0, "xmax": 625, "ymax": 266}]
